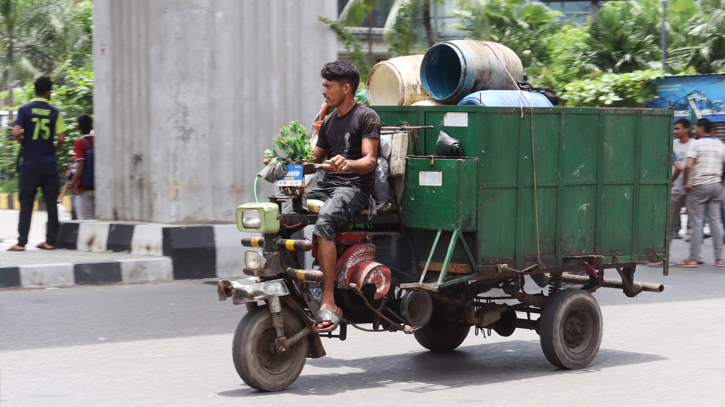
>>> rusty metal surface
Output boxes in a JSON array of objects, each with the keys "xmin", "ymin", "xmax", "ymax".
[{"xmin": 560, "ymin": 274, "xmax": 664, "ymax": 294}]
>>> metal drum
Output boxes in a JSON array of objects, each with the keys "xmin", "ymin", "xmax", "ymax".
[{"xmin": 420, "ymin": 40, "xmax": 523, "ymax": 104}]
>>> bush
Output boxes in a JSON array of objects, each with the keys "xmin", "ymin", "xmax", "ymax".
[{"xmin": 562, "ymin": 70, "xmax": 665, "ymax": 107}]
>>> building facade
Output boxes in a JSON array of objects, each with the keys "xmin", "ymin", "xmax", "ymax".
[{"xmin": 94, "ymin": 0, "xmax": 338, "ymax": 223}]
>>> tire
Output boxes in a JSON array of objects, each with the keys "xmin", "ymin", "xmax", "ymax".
[
  {"xmin": 414, "ymin": 306, "xmax": 470, "ymax": 352},
  {"xmin": 540, "ymin": 290, "xmax": 603, "ymax": 370},
  {"xmin": 232, "ymin": 305, "xmax": 308, "ymax": 392}
]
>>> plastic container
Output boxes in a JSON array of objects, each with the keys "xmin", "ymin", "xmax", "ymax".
[
  {"xmin": 367, "ymin": 55, "xmax": 431, "ymax": 106},
  {"xmin": 420, "ymin": 40, "xmax": 523, "ymax": 104},
  {"xmin": 458, "ymin": 90, "xmax": 553, "ymax": 107}
]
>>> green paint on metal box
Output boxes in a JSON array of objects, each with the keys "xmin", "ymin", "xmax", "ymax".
[
  {"xmin": 403, "ymin": 157, "xmax": 478, "ymax": 231},
  {"xmin": 374, "ymin": 105, "xmax": 674, "ymax": 271}
]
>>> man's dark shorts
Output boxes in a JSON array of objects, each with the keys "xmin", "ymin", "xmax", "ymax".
[{"xmin": 308, "ymin": 182, "xmax": 369, "ymax": 241}]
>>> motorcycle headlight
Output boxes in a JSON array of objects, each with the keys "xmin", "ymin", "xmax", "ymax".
[
  {"xmin": 242, "ymin": 209, "xmax": 262, "ymax": 229},
  {"xmin": 244, "ymin": 250, "xmax": 262, "ymax": 271},
  {"xmin": 260, "ymin": 280, "xmax": 290, "ymax": 296},
  {"xmin": 236, "ymin": 203, "xmax": 280, "ymax": 233}
]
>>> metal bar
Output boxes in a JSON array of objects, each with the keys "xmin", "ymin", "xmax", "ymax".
[
  {"xmin": 560, "ymin": 274, "xmax": 664, "ymax": 293},
  {"xmin": 664, "ymin": 111, "xmax": 674, "ymax": 276},
  {"xmin": 285, "ymin": 268, "xmax": 323, "ymax": 281},
  {"xmin": 437, "ymin": 229, "xmax": 460, "ymax": 285},
  {"xmin": 555, "ymin": 110, "xmax": 566, "ymax": 267},
  {"xmin": 595, "ymin": 109, "xmax": 606, "ymax": 253},
  {"xmin": 381, "ymin": 125, "xmax": 434, "ymax": 130},
  {"xmin": 268, "ymin": 297, "xmax": 286, "ymax": 339},
  {"xmin": 516, "ymin": 114, "xmax": 526, "ymax": 270},
  {"xmin": 632, "ymin": 111, "xmax": 643, "ymax": 255},
  {"xmin": 458, "ymin": 232, "xmax": 480, "ymax": 273},
  {"xmin": 661, "ymin": 0, "xmax": 667, "ymax": 71},
  {"xmin": 439, "ymin": 272, "xmax": 480, "ymax": 288},
  {"xmin": 420, "ymin": 229, "xmax": 442, "ymax": 284},
  {"xmin": 284, "ymin": 326, "xmax": 311, "ymax": 349}
]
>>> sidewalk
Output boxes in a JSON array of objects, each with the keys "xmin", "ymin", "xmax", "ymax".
[
  {"xmin": 0, "ymin": 209, "xmax": 62, "ymax": 251},
  {"xmin": 1, "ymin": 209, "xmax": 252, "ymax": 289},
  {"xmin": 1, "ymin": 210, "xmax": 172, "ymax": 288}
]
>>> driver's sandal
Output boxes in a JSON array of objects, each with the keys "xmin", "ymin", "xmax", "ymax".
[{"xmin": 315, "ymin": 308, "xmax": 343, "ymax": 333}]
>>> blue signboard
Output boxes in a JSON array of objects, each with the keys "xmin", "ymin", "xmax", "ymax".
[
  {"xmin": 648, "ymin": 73, "xmax": 725, "ymax": 122},
  {"xmin": 276, "ymin": 164, "xmax": 303, "ymax": 187}
]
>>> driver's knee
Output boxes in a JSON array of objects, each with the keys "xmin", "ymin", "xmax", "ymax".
[{"xmin": 314, "ymin": 217, "xmax": 336, "ymax": 242}]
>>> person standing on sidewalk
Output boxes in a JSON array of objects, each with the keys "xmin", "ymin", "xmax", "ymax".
[
  {"xmin": 649, "ymin": 118, "xmax": 692, "ymax": 266},
  {"xmin": 57, "ymin": 150, "xmax": 78, "ymax": 220},
  {"xmin": 7, "ymin": 77, "xmax": 67, "ymax": 251},
  {"xmin": 69, "ymin": 114, "xmax": 95, "ymax": 220},
  {"xmin": 678, "ymin": 118, "xmax": 725, "ymax": 267}
]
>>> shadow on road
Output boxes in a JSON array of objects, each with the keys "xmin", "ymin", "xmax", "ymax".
[{"xmin": 219, "ymin": 339, "xmax": 666, "ymax": 397}]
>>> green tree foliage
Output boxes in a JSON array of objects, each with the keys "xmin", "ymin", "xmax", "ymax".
[
  {"xmin": 338, "ymin": 0, "xmax": 444, "ymax": 54},
  {"xmin": 318, "ymin": 16, "xmax": 371, "ymax": 82},
  {"xmin": 448, "ymin": 0, "xmax": 723, "ymax": 105},
  {"xmin": 562, "ymin": 70, "xmax": 665, "ymax": 107},
  {"xmin": 451, "ymin": 0, "xmax": 563, "ymax": 81},
  {"xmin": 0, "ymin": 0, "xmax": 93, "ymax": 190}
]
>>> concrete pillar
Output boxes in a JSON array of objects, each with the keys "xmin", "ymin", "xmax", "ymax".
[{"xmin": 93, "ymin": 0, "xmax": 337, "ymax": 223}]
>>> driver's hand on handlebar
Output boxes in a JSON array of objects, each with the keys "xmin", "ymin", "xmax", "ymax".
[{"xmin": 326, "ymin": 155, "xmax": 349, "ymax": 173}]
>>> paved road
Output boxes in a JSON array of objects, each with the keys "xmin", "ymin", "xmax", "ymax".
[{"xmin": 2, "ymin": 239, "xmax": 725, "ymax": 406}]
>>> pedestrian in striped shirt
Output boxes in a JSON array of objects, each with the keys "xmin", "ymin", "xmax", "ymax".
[{"xmin": 678, "ymin": 118, "xmax": 725, "ymax": 267}]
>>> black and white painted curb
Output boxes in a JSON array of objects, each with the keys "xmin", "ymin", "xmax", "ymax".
[
  {"xmin": 0, "ymin": 257, "xmax": 173, "ymax": 288},
  {"xmin": 1, "ymin": 221, "xmax": 258, "ymax": 288}
]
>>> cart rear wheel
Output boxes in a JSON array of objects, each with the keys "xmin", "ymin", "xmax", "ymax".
[
  {"xmin": 414, "ymin": 306, "xmax": 470, "ymax": 352},
  {"xmin": 232, "ymin": 305, "xmax": 307, "ymax": 392},
  {"xmin": 540, "ymin": 290, "xmax": 602, "ymax": 369}
]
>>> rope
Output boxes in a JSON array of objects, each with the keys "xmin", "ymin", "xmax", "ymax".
[{"xmin": 482, "ymin": 42, "xmax": 542, "ymax": 265}]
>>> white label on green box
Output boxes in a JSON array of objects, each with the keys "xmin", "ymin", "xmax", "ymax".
[
  {"xmin": 444, "ymin": 112, "xmax": 468, "ymax": 127},
  {"xmin": 419, "ymin": 171, "xmax": 442, "ymax": 186}
]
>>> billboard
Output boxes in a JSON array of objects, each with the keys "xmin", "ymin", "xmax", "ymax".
[{"xmin": 647, "ymin": 74, "xmax": 725, "ymax": 121}]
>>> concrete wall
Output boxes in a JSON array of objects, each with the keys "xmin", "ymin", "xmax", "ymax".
[{"xmin": 94, "ymin": 0, "xmax": 337, "ymax": 223}]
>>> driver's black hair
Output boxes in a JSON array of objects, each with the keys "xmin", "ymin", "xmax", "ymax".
[
  {"xmin": 34, "ymin": 76, "xmax": 53, "ymax": 96},
  {"xmin": 320, "ymin": 61, "xmax": 360, "ymax": 93}
]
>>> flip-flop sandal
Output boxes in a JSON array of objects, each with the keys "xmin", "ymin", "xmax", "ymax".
[
  {"xmin": 315, "ymin": 308, "xmax": 343, "ymax": 333},
  {"xmin": 716, "ymin": 262, "xmax": 725, "ymax": 267},
  {"xmin": 675, "ymin": 261, "xmax": 698, "ymax": 268}
]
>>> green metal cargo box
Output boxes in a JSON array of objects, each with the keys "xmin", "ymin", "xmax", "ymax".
[
  {"xmin": 403, "ymin": 157, "xmax": 478, "ymax": 231},
  {"xmin": 374, "ymin": 106, "xmax": 674, "ymax": 274}
]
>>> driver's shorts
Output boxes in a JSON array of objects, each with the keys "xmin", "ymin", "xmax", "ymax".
[{"xmin": 308, "ymin": 183, "xmax": 369, "ymax": 242}]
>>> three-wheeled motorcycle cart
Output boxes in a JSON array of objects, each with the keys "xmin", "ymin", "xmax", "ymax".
[{"xmin": 217, "ymin": 105, "xmax": 672, "ymax": 391}]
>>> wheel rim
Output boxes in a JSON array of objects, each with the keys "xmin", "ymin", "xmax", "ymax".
[
  {"xmin": 256, "ymin": 325, "xmax": 297, "ymax": 375},
  {"xmin": 562, "ymin": 306, "xmax": 594, "ymax": 354}
]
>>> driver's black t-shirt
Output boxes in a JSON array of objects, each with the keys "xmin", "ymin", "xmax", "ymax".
[{"xmin": 316, "ymin": 103, "xmax": 381, "ymax": 194}]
